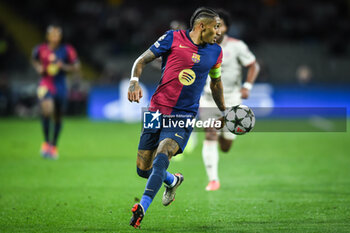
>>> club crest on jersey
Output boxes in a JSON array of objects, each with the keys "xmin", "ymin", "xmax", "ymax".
[
  {"xmin": 192, "ymin": 53, "xmax": 200, "ymax": 63},
  {"xmin": 178, "ymin": 69, "xmax": 196, "ymax": 86}
]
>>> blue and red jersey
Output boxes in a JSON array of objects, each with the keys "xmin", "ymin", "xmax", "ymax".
[
  {"xmin": 32, "ymin": 43, "xmax": 78, "ymax": 97},
  {"xmin": 149, "ymin": 29, "xmax": 222, "ymax": 116}
]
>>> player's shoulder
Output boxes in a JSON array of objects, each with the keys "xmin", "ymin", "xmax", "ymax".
[
  {"xmin": 207, "ymin": 42, "xmax": 222, "ymax": 54},
  {"xmin": 62, "ymin": 43, "xmax": 76, "ymax": 50},
  {"xmin": 225, "ymin": 36, "xmax": 248, "ymax": 48},
  {"xmin": 32, "ymin": 43, "xmax": 47, "ymax": 55},
  {"xmin": 34, "ymin": 43, "xmax": 47, "ymax": 50},
  {"xmin": 163, "ymin": 29, "xmax": 177, "ymax": 37},
  {"xmin": 226, "ymin": 36, "xmax": 241, "ymax": 43},
  {"xmin": 156, "ymin": 30, "xmax": 177, "ymax": 42},
  {"xmin": 164, "ymin": 29, "xmax": 188, "ymax": 39}
]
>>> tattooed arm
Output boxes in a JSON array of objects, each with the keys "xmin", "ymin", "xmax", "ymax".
[
  {"xmin": 210, "ymin": 76, "xmax": 226, "ymax": 112},
  {"xmin": 128, "ymin": 49, "xmax": 157, "ymax": 103},
  {"xmin": 210, "ymin": 76, "xmax": 226, "ymax": 129}
]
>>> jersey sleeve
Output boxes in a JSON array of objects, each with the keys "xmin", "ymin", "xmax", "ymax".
[
  {"xmin": 212, "ymin": 48, "xmax": 223, "ymax": 69},
  {"xmin": 209, "ymin": 47, "xmax": 223, "ymax": 78},
  {"xmin": 237, "ymin": 41, "xmax": 256, "ymax": 66},
  {"xmin": 65, "ymin": 44, "xmax": 79, "ymax": 64},
  {"xmin": 31, "ymin": 45, "xmax": 40, "ymax": 61},
  {"xmin": 149, "ymin": 30, "xmax": 174, "ymax": 57}
]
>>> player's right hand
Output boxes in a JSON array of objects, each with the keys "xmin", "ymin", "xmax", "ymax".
[
  {"xmin": 128, "ymin": 81, "xmax": 143, "ymax": 103},
  {"xmin": 215, "ymin": 116, "xmax": 225, "ymax": 130},
  {"xmin": 38, "ymin": 65, "xmax": 45, "ymax": 75}
]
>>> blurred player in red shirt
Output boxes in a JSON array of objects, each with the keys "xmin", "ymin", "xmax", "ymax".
[{"xmin": 31, "ymin": 25, "xmax": 80, "ymax": 159}]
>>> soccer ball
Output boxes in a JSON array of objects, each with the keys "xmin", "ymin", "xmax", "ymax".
[{"xmin": 225, "ymin": 105, "xmax": 255, "ymax": 135}]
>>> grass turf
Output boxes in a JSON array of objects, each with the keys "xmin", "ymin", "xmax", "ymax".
[{"xmin": 0, "ymin": 118, "xmax": 349, "ymax": 232}]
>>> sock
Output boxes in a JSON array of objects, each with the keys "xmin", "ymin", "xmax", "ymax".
[
  {"xmin": 164, "ymin": 172, "xmax": 176, "ymax": 187},
  {"xmin": 202, "ymin": 140, "xmax": 219, "ymax": 181},
  {"xmin": 140, "ymin": 153, "xmax": 169, "ymax": 213},
  {"xmin": 140, "ymin": 195, "xmax": 152, "ymax": 212},
  {"xmin": 41, "ymin": 117, "xmax": 50, "ymax": 143},
  {"xmin": 137, "ymin": 167, "xmax": 175, "ymax": 187},
  {"xmin": 52, "ymin": 121, "xmax": 62, "ymax": 146},
  {"xmin": 137, "ymin": 167, "xmax": 153, "ymax": 179}
]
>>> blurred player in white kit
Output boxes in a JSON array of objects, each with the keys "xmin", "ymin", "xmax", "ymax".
[{"xmin": 200, "ymin": 9, "xmax": 260, "ymax": 191}]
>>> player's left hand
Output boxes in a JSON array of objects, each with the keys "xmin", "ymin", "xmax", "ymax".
[
  {"xmin": 215, "ymin": 116, "xmax": 225, "ymax": 130},
  {"xmin": 240, "ymin": 88, "xmax": 250, "ymax": 99}
]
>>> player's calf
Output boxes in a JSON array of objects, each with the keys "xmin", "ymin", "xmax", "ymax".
[
  {"xmin": 218, "ymin": 135, "xmax": 233, "ymax": 153},
  {"xmin": 137, "ymin": 167, "xmax": 152, "ymax": 179}
]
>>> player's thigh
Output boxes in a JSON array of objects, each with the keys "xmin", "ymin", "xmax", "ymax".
[
  {"xmin": 40, "ymin": 99, "xmax": 54, "ymax": 116},
  {"xmin": 137, "ymin": 149, "xmax": 156, "ymax": 170},
  {"xmin": 137, "ymin": 128, "xmax": 161, "ymax": 169},
  {"xmin": 156, "ymin": 138, "xmax": 180, "ymax": 160},
  {"xmin": 37, "ymin": 86, "xmax": 54, "ymax": 116},
  {"xmin": 158, "ymin": 119, "xmax": 193, "ymax": 156}
]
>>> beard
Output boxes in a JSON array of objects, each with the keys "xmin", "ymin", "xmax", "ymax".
[{"xmin": 216, "ymin": 34, "xmax": 225, "ymax": 44}]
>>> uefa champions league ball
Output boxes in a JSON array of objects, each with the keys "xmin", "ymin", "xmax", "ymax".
[{"xmin": 225, "ymin": 105, "xmax": 255, "ymax": 135}]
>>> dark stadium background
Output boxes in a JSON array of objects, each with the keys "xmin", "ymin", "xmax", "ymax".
[{"xmin": 0, "ymin": 0, "xmax": 349, "ymax": 118}]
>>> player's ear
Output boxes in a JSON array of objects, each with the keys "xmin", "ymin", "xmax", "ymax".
[{"xmin": 199, "ymin": 22, "xmax": 205, "ymax": 31}]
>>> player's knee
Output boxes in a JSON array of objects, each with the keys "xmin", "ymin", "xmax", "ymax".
[
  {"xmin": 42, "ymin": 109, "xmax": 52, "ymax": 117},
  {"xmin": 41, "ymin": 101, "xmax": 53, "ymax": 117},
  {"xmin": 205, "ymin": 129, "xmax": 217, "ymax": 141},
  {"xmin": 136, "ymin": 167, "xmax": 152, "ymax": 179},
  {"xmin": 157, "ymin": 139, "xmax": 179, "ymax": 159}
]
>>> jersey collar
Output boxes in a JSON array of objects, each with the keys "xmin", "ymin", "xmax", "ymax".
[{"xmin": 185, "ymin": 29, "xmax": 207, "ymax": 48}]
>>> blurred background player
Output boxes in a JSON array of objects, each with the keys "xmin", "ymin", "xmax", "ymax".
[
  {"xmin": 128, "ymin": 7, "xmax": 225, "ymax": 228},
  {"xmin": 31, "ymin": 25, "xmax": 80, "ymax": 159},
  {"xmin": 200, "ymin": 9, "xmax": 260, "ymax": 191}
]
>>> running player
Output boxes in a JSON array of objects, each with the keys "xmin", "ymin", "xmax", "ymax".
[
  {"xmin": 128, "ymin": 7, "xmax": 226, "ymax": 228},
  {"xmin": 32, "ymin": 25, "xmax": 80, "ymax": 159},
  {"xmin": 200, "ymin": 9, "xmax": 260, "ymax": 191}
]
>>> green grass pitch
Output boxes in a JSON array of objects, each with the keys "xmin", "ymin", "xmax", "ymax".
[{"xmin": 0, "ymin": 118, "xmax": 349, "ymax": 232}]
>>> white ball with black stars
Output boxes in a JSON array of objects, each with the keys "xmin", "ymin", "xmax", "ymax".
[{"xmin": 225, "ymin": 105, "xmax": 255, "ymax": 135}]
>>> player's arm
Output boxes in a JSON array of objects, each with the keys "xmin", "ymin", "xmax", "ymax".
[
  {"xmin": 209, "ymin": 64, "xmax": 227, "ymax": 129},
  {"xmin": 31, "ymin": 59, "xmax": 44, "ymax": 75},
  {"xmin": 31, "ymin": 46, "xmax": 44, "ymax": 75},
  {"xmin": 237, "ymin": 41, "xmax": 260, "ymax": 99},
  {"xmin": 210, "ymin": 69, "xmax": 226, "ymax": 129},
  {"xmin": 57, "ymin": 61, "xmax": 80, "ymax": 73},
  {"xmin": 58, "ymin": 45, "xmax": 81, "ymax": 74},
  {"xmin": 128, "ymin": 49, "xmax": 157, "ymax": 103},
  {"xmin": 241, "ymin": 61, "xmax": 260, "ymax": 99},
  {"xmin": 210, "ymin": 76, "xmax": 225, "ymax": 112}
]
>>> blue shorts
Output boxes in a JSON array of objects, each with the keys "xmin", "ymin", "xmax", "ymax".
[
  {"xmin": 138, "ymin": 114, "xmax": 194, "ymax": 155},
  {"xmin": 37, "ymin": 85, "xmax": 67, "ymax": 113}
]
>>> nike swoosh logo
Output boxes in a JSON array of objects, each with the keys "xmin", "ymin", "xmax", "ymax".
[
  {"xmin": 179, "ymin": 44, "xmax": 189, "ymax": 48},
  {"xmin": 145, "ymin": 188, "xmax": 153, "ymax": 192},
  {"xmin": 175, "ymin": 133, "xmax": 184, "ymax": 139}
]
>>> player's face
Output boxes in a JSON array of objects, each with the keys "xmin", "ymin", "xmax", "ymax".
[
  {"xmin": 201, "ymin": 16, "xmax": 221, "ymax": 44},
  {"xmin": 47, "ymin": 28, "xmax": 62, "ymax": 46},
  {"xmin": 216, "ymin": 19, "xmax": 227, "ymax": 44}
]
